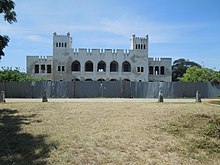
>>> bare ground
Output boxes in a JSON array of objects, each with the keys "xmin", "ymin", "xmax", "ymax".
[{"xmin": 0, "ymin": 100, "xmax": 220, "ymax": 164}]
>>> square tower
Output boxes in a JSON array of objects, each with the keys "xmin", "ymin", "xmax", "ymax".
[{"xmin": 130, "ymin": 34, "xmax": 148, "ymax": 57}]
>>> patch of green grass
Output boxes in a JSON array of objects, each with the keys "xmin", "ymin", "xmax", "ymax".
[{"xmin": 163, "ymin": 113, "xmax": 220, "ymax": 160}]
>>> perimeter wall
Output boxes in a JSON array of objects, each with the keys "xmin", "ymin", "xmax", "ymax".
[{"xmin": 0, "ymin": 81, "xmax": 220, "ymax": 98}]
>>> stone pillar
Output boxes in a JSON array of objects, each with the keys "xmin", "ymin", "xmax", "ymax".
[
  {"xmin": 42, "ymin": 90, "xmax": 48, "ymax": 102},
  {"xmin": 196, "ymin": 91, "xmax": 202, "ymax": 102},
  {"xmin": 0, "ymin": 91, "xmax": 6, "ymax": 103},
  {"xmin": 158, "ymin": 90, "xmax": 164, "ymax": 102}
]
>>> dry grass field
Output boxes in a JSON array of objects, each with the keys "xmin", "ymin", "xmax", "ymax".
[{"xmin": 0, "ymin": 101, "xmax": 220, "ymax": 165}]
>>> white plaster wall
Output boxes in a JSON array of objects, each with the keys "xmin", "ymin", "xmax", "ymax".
[
  {"xmin": 26, "ymin": 56, "xmax": 53, "ymax": 80},
  {"xmin": 52, "ymin": 33, "xmax": 149, "ymax": 82},
  {"xmin": 148, "ymin": 58, "xmax": 172, "ymax": 82},
  {"xmin": 26, "ymin": 32, "xmax": 172, "ymax": 82}
]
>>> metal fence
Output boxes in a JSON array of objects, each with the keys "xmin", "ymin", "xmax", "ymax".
[{"xmin": 0, "ymin": 81, "xmax": 220, "ymax": 98}]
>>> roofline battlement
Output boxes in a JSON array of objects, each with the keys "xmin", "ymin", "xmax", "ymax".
[
  {"xmin": 148, "ymin": 57, "xmax": 172, "ymax": 62},
  {"xmin": 53, "ymin": 32, "xmax": 71, "ymax": 37},
  {"xmin": 132, "ymin": 34, "xmax": 148, "ymax": 40},
  {"xmin": 70, "ymin": 48, "xmax": 130, "ymax": 55}
]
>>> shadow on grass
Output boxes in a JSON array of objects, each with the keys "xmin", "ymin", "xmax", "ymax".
[{"xmin": 0, "ymin": 108, "xmax": 57, "ymax": 165}]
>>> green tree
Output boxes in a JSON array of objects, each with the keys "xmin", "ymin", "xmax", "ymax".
[
  {"xmin": 0, "ymin": 67, "xmax": 42, "ymax": 82},
  {"xmin": 172, "ymin": 58, "xmax": 201, "ymax": 81},
  {"xmin": 179, "ymin": 66, "xmax": 220, "ymax": 82},
  {"xmin": 0, "ymin": 0, "xmax": 17, "ymax": 59}
]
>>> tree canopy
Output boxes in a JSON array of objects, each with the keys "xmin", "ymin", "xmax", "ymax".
[
  {"xmin": 0, "ymin": 0, "xmax": 17, "ymax": 59},
  {"xmin": 0, "ymin": 67, "xmax": 42, "ymax": 82},
  {"xmin": 179, "ymin": 66, "xmax": 220, "ymax": 83},
  {"xmin": 172, "ymin": 58, "xmax": 201, "ymax": 81}
]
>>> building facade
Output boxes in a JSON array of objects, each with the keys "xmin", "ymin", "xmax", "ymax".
[{"xmin": 27, "ymin": 32, "xmax": 172, "ymax": 82}]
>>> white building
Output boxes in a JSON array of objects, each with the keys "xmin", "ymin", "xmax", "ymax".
[{"xmin": 27, "ymin": 32, "xmax": 172, "ymax": 82}]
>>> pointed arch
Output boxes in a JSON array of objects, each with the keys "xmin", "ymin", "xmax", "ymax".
[
  {"xmin": 71, "ymin": 60, "xmax": 80, "ymax": 71},
  {"xmin": 110, "ymin": 61, "xmax": 118, "ymax": 72},
  {"xmin": 85, "ymin": 61, "xmax": 93, "ymax": 72},
  {"xmin": 122, "ymin": 61, "xmax": 131, "ymax": 72},
  {"xmin": 97, "ymin": 61, "xmax": 106, "ymax": 72}
]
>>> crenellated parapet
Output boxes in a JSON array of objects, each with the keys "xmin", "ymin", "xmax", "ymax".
[
  {"xmin": 148, "ymin": 57, "xmax": 171, "ymax": 62},
  {"xmin": 69, "ymin": 48, "xmax": 130, "ymax": 55},
  {"xmin": 53, "ymin": 32, "xmax": 70, "ymax": 37},
  {"xmin": 26, "ymin": 32, "xmax": 172, "ymax": 82}
]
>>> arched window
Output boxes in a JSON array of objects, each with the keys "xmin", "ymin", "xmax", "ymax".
[
  {"xmin": 85, "ymin": 79, "xmax": 93, "ymax": 81},
  {"xmin": 110, "ymin": 61, "xmax": 118, "ymax": 72},
  {"xmin": 97, "ymin": 79, "xmax": 105, "ymax": 81},
  {"xmin": 72, "ymin": 78, "xmax": 80, "ymax": 81},
  {"xmin": 97, "ymin": 61, "xmax": 106, "ymax": 72},
  {"xmin": 85, "ymin": 61, "xmax": 93, "ymax": 72},
  {"xmin": 110, "ymin": 79, "xmax": 117, "ymax": 81},
  {"xmin": 71, "ymin": 60, "xmax": 80, "ymax": 71},
  {"xmin": 122, "ymin": 61, "xmax": 131, "ymax": 72}
]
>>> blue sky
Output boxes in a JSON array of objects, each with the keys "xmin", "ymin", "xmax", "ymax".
[{"xmin": 0, "ymin": 0, "xmax": 220, "ymax": 71}]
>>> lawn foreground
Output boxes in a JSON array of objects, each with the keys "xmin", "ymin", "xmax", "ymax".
[{"xmin": 0, "ymin": 101, "xmax": 220, "ymax": 165}]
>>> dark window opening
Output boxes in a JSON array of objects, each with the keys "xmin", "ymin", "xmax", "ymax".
[
  {"xmin": 41, "ymin": 65, "xmax": 45, "ymax": 73},
  {"xmin": 72, "ymin": 78, "xmax": 80, "ymax": 81},
  {"xmin": 34, "ymin": 65, "xmax": 39, "ymax": 73},
  {"xmin": 65, "ymin": 43, "xmax": 67, "ymax": 47},
  {"xmin": 149, "ymin": 66, "xmax": 153, "ymax": 75},
  {"xmin": 110, "ymin": 61, "xmax": 118, "ymax": 72},
  {"xmin": 155, "ymin": 66, "xmax": 159, "ymax": 75},
  {"xmin": 124, "ymin": 79, "xmax": 130, "ymax": 81},
  {"xmin": 144, "ymin": 45, "xmax": 146, "ymax": 49},
  {"xmin": 97, "ymin": 79, "xmax": 105, "ymax": 81},
  {"xmin": 137, "ymin": 67, "xmax": 144, "ymax": 72},
  {"xmin": 122, "ymin": 61, "xmax": 131, "ymax": 72},
  {"xmin": 138, "ymin": 44, "xmax": 140, "ymax": 49},
  {"xmin": 136, "ymin": 44, "xmax": 138, "ymax": 49},
  {"xmin": 47, "ymin": 65, "xmax": 51, "ymax": 73},
  {"xmin": 85, "ymin": 79, "xmax": 93, "ymax": 81},
  {"xmin": 62, "ymin": 66, "xmax": 65, "ymax": 71},
  {"xmin": 56, "ymin": 42, "xmax": 58, "ymax": 47},
  {"xmin": 141, "ymin": 44, "xmax": 143, "ymax": 49},
  {"xmin": 97, "ymin": 61, "xmax": 106, "ymax": 72},
  {"xmin": 160, "ymin": 66, "xmax": 165, "ymax": 75},
  {"xmin": 110, "ymin": 79, "xmax": 117, "ymax": 81},
  {"xmin": 85, "ymin": 61, "xmax": 93, "ymax": 72},
  {"xmin": 72, "ymin": 61, "xmax": 80, "ymax": 71},
  {"xmin": 59, "ymin": 43, "xmax": 61, "ymax": 47},
  {"xmin": 58, "ymin": 66, "xmax": 61, "ymax": 71}
]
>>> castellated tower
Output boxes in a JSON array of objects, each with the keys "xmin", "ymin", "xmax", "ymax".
[
  {"xmin": 26, "ymin": 32, "xmax": 172, "ymax": 82},
  {"xmin": 130, "ymin": 34, "xmax": 148, "ymax": 57},
  {"xmin": 53, "ymin": 32, "xmax": 73, "ymax": 80},
  {"xmin": 129, "ymin": 34, "xmax": 149, "ymax": 81},
  {"xmin": 53, "ymin": 32, "xmax": 72, "ymax": 51}
]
